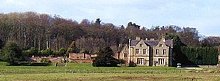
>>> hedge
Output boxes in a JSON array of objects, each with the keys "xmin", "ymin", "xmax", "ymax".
[{"xmin": 181, "ymin": 46, "xmax": 219, "ymax": 65}]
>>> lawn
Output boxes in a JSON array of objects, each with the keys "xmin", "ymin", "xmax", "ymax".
[{"xmin": 0, "ymin": 62, "xmax": 220, "ymax": 81}]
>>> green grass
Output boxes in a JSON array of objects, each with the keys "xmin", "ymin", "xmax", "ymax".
[
  {"xmin": 0, "ymin": 62, "xmax": 220, "ymax": 81},
  {"xmin": 0, "ymin": 63, "xmax": 182, "ymax": 74}
]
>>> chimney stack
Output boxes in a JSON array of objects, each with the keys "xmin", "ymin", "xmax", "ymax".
[
  {"xmin": 145, "ymin": 38, "xmax": 148, "ymax": 40},
  {"xmin": 161, "ymin": 37, "xmax": 166, "ymax": 42},
  {"xmin": 136, "ymin": 37, "xmax": 141, "ymax": 40},
  {"xmin": 150, "ymin": 38, "xmax": 154, "ymax": 40}
]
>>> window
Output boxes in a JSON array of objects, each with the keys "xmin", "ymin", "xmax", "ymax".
[
  {"xmin": 137, "ymin": 58, "xmax": 144, "ymax": 65},
  {"xmin": 159, "ymin": 44, "xmax": 162, "ymax": 47},
  {"xmin": 156, "ymin": 49, "xmax": 159, "ymax": 55},
  {"xmin": 124, "ymin": 53, "xmax": 127, "ymax": 57},
  {"xmin": 158, "ymin": 58, "xmax": 165, "ymax": 65},
  {"xmin": 163, "ymin": 49, "xmax": 166, "ymax": 55},
  {"xmin": 143, "ymin": 49, "xmax": 146, "ymax": 54},
  {"xmin": 135, "ymin": 49, "xmax": 140, "ymax": 54},
  {"xmin": 140, "ymin": 44, "xmax": 142, "ymax": 47}
]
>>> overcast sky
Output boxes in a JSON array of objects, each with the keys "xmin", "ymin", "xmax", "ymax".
[{"xmin": 0, "ymin": 0, "xmax": 220, "ymax": 36}]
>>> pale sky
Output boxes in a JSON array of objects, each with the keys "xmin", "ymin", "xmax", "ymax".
[{"xmin": 0, "ymin": 0, "xmax": 220, "ymax": 36}]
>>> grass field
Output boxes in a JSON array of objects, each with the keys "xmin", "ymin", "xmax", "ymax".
[{"xmin": 0, "ymin": 62, "xmax": 220, "ymax": 81}]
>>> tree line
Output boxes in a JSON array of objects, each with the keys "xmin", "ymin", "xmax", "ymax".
[
  {"xmin": 0, "ymin": 12, "xmax": 219, "ymax": 54},
  {"xmin": 0, "ymin": 12, "xmax": 219, "ymax": 66}
]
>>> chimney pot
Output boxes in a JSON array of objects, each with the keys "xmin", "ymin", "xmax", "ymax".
[
  {"xmin": 145, "ymin": 38, "xmax": 148, "ymax": 40},
  {"xmin": 150, "ymin": 38, "xmax": 154, "ymax": 40}
]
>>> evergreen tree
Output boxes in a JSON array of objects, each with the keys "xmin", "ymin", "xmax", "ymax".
[
  {"xmin": 0, "ymin": 42, "xmax": 23, "ymax": 65},
  {"xmin": 165, "ymin": 34, "xmax": 191, "ymax": 66},
  {"xmin": 92, "ymin": 47, "xmax": 119, "ymax": 67}
]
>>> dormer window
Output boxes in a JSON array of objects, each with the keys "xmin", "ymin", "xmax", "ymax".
[
  {"xmin": 159, "ymin": 44, "xmax": 162, "ymax": 47},
  {"xmin": 140, "ymin": 44, "xmax": 142, "ymax": 47}
]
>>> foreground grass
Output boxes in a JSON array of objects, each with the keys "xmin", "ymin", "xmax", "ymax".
[
  {"xmin": 1, "ymin": 73, "xmax": 220, "ymax": 81},
  {"xmin": 0, "ymin": 63, "xmax": 182, "ymax": 74},
  {"xmin": 0, "ymin": 62, "xmax": 220, "ymax": 81},
  {"xmin": 0, "ymin": 73, "xmax": 190, "ymax": 81}
]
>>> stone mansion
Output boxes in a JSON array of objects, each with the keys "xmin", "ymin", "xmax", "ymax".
[{"xmin": 116, "ymin": 37, "xmax": 173, "ymax": 67}]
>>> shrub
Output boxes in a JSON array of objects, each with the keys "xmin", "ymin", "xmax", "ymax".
[
  {"xmin": 53, "ymin": 51, "xmax": 60, "ymax": 57},
  {"xmin": 22, "ymin": 47, "xmax": 38, "ymax": 57},
  {"xmin": 118, "ymin": 59, "xmax": 126, "ymax": 64},
  {"xmin": 0, "ymin": 39, "xmax": 4, "ymax": 49},
  {"xmin": 128, "ymin": 61, "xmax": 137, "ymax": 67},
  {"xmin": 40, "ymin": 49, "xmax": 53, "ymax": 56},
  {"xmin": 28, "ymin": 62, "xmax": 51, "ymax": 66},
  {"xmin": 58, "ymin": 48, "xmax": 67, "ymax": 56},
  {"xmin": 14, "ymin": 62, "xmax": 51, "ymax": 66},
  {"xmin": 0, "ymin": 42, "xmax": 23, "ymax": 65}
]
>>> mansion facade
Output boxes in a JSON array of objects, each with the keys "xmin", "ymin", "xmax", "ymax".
[{"xmin": 117, "ymin": 37, "xmax": 173, "ymax": 66}]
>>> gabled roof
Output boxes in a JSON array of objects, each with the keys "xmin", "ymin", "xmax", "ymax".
[
  {"xmin": 130, "ymin": 40, "xmax": 140, "ymax": 46},
  {"xmin": 165, "ymin": 40, "xmax": 173, "ymax": 47},
  {"xmin": 130, "ymin": 39, "xmax": 173, "ymax": 47},
  {"xmin": 144, "ymin": 40, "xmax": 159, "ymax": 46}
]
